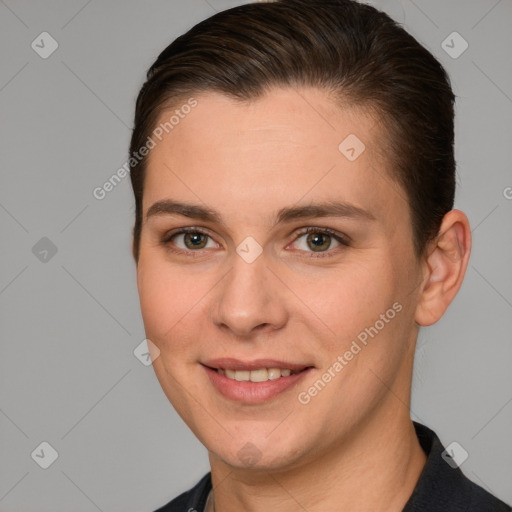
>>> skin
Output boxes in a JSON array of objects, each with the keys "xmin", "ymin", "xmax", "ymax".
[{"xmin": 134, "ymin": 87, "xmax": 471, "ymax": 512}]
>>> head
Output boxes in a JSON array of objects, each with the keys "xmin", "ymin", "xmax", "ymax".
[{"xmin": 129, "ymin": 0, "xmax": 470, "ymax": 471}]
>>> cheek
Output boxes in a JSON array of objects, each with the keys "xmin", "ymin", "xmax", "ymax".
[
  {"xmin": 295, "ymin": 262, "xmax": 411, "ymax": 415},
  {"xmin": 137, "ymin": 257, "xmax": 186, "ymax": 347},
  {"xmin": 292, "ymin": 259, "xmax": 399, "ymax": 349},
  {"xmin": 136, "ymin": 258, "xmax": 205, "ymax": 415},
  {"xmin": 136, "ymin": 255, "xmax": 215, "ymax": 357},
  {"xmin": 137, "ymin": 260, "xmax": 170, "ymax": 331}
]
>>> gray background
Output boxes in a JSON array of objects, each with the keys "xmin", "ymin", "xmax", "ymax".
[{"xmin": 0, "ymin": 0, "xmax": 511, "ymax": 510}]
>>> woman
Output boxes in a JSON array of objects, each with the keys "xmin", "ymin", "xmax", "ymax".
[{"xmin": 128, "ymin": 1, "xmax": 511, "ymax": 511}]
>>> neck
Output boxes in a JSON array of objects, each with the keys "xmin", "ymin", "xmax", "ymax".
[{"xmin": 208, "ymin": 405, "xmax": 426, "ymax": 512}]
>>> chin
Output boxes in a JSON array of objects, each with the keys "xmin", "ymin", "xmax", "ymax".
[{"xmin": 207, "ymin": 432, "xmax": 311, "ymax": 473}]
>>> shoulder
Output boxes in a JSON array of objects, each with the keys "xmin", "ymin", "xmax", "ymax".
[
  {"xmin": 152, "ymin": 473, "xmax": 212, "ymax": 512},
  {"xmin": 464, "ymin": 478, "xmax": 512, "ymax": 511},
  {"xmin": 404, "ymin": 422, "xmax": 511, "ymax": 512}
]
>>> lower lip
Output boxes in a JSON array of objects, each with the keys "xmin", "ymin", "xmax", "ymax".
[{"xmin": 203, "ymin": 365, "xmax": 313, "ymax": 404}]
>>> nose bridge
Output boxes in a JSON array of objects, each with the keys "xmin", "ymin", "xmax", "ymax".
[{"xmin": 212, "ymin": 249, "xmax": 287, "ymax": 336}]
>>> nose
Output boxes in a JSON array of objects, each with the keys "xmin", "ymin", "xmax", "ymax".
[{"xmin": 211, "ymin": 250, "xmax": 289, "ymax": 338}]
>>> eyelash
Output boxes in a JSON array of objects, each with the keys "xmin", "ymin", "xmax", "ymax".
[{"xmin": 161, "ymin": 226, "xmax": 350, "ymax": 259}]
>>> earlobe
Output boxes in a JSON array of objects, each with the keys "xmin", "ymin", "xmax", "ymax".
[{"xmin": 415, "ymin": 210, "xmax": 471, "ymax": 326}]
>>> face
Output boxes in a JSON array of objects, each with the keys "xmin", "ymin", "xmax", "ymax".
[{"xmin": 135, "ymin": 87, "xmax": 424, "ymax": 472}]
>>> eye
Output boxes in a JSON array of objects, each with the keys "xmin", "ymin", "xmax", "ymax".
[
  {"xmin": 163, "ymin": 227, "xmax": 218, "ymax": 252},
  {"xmin": 161, "ymin": 226, "xmax": 349, "ymax": 258},
  {"xmin": 290, "ymin": 227, "xmax": 349, "ymax": 256}
]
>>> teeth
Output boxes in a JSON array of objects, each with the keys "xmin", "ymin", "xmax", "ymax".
[
  {"xmin": 249, "ymin": 369, "xmax": 268, "ymax": 382},
  {"xmin": 218, "ymin": 367, "xmax": 299, "ymax": 382},
  {"xmin": 235, "ymin": 370, "xmax": 250, "ymax": 382},
  {"xmin": 267, "ymin": 368, "xmax": 282, "ymax": 380}
]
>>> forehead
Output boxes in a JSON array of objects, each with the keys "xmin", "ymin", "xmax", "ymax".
[{"xmin": 142, "ymin": 87, "xmax": 407, "ymax": 230}]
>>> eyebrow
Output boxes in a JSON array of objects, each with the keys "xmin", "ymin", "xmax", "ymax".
[{"xmin": 145, "ymin": 199, "xmax": 376, "ymax": 226}]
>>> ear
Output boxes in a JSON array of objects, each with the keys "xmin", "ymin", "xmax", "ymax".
[{"xmin": 415, "ymin": 209, "xmax": 471, "ymax": 326}]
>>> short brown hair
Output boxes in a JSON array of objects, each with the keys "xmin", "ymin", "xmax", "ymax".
[{"xmin": 129, "ymin": 0, "xmax": 456, "ymax": 262}]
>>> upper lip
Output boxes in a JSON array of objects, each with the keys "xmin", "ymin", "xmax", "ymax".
[{"xmin": 202, "ymin": 358, "xmax": 313, "ymax": 372}]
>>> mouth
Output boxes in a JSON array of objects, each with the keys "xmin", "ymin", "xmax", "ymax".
[{"xmin": 201, "ymin": 358, "xmax": 314, "ymax": 404}]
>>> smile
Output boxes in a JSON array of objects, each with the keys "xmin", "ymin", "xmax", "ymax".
[
  {"xmin": 201, "ymin": 360, "xmax": 314, "ymax": 404},
  {"xmin": 216, "ymin": 367, "xmax": 299, "ymax": 382}
]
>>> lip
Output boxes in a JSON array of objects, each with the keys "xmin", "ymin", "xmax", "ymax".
[{"xmin": 201, "ymin": 360, "xmax": 314, "ymax": 404}]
